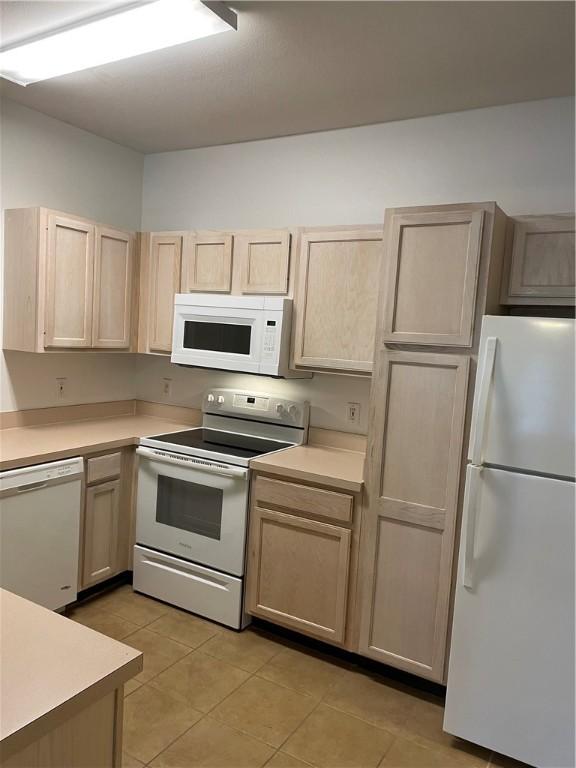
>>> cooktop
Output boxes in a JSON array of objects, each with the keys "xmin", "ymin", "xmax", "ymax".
[{"xmin": 145, "ymin": 428, "xmax": 293, "ymax": 460}]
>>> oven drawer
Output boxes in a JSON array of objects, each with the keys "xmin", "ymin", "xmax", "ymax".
[{"xmin": 133, "ymin": 545, "xmax": 248, "ymax": 629}]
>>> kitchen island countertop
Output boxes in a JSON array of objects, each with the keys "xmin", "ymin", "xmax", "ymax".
[{"xmin": 0, "ymin": 588, "xmax": 142, "ymax": 757}]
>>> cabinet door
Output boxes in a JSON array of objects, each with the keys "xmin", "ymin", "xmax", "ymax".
[
  {"xmin": 82, "ymin": 479, "xmax": 121, "ymax": 588},
  {"xmin": 236, "ymin": 230, "xmax": 291, "ymax": 294},
  {"xmin": 149, "ymin": 235, "xmax": 182, "ymax": 353},
  {"xmin": 504, "ymin": 214, "xmax": 575, "ymax": 304},
  {"xmin": 383, "ymin": 210, "xmax": 484, "ymax": 346},
  {"xmin": 359, "ymin": 350, "xmax": 469, "ymax": 682},
  {"xmin": 181, "ymin": 231, "xmax": 233, "ymax": 293},
  {"xmin": 92, "ymin": 227, "xmax": 134, "ymax": 348},
  {"xmin": 293, "ymin": 228, "xmax": 383, "ymax": 373},
  {"xmin": 247, "ymin": 507, "xmax": 351, "ymax": 644},
  {"xmin": 44, "ymin": 214, "xmax": 95, "ymax": 348}
]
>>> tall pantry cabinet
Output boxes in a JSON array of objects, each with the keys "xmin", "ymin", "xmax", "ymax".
[{"xmin": 358, "ymin": 202, "xmax": 507, "ymax": 683}]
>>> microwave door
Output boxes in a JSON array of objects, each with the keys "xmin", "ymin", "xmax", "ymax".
[{"xmin": 171, "ymin": 309, "xmax": 263, "ymax": 371}]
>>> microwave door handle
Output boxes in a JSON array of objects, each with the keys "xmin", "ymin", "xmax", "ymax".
[{"xmin": 136, "ymin": 447, "xmax": 249, "ymax": 479}]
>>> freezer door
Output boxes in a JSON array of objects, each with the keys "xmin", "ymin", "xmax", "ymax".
[
  {"xmin": 444, "ymin": 466, "xmax": 575, "ymax": 768},
  {"xmin": 470, "ymin": 316, "xmax": 575, "ymax": 478}
]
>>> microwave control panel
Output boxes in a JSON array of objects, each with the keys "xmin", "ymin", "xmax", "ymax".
[{"xmin": 261, "ymin": 318, "xmax": 279, "ymax": 360}]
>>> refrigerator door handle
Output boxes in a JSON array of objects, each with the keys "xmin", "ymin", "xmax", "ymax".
[
  {"xmin": 469, "ymin": 336, "xmax": 498, "ymax": 465},
  {"xmin": 462, "ymin": 465, "xmax": 482, "ymax": 589}
]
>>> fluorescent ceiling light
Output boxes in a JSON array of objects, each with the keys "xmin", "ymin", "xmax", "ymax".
[{"xmin": 0, "ymin": 0, "xmax": 236, "ymax": 86}]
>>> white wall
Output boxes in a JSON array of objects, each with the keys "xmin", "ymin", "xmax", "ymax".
[
  {"xmin": 138, "ymin": 97, "xmax": 574, "ymax": 432},
  {"xmin": 142, "ymin": 97, "xmax": 574, "ymax": 230},
  {"xmin": 0, "ymin": 99, "xmax": 144, "ymax": 412},
  {"xmin": 1, "ymin": 97, "xmax": 573, "ymax": 429},
  {"xmin": 134, "ymin": 356, "xmax": 373, "ymax": 434}
]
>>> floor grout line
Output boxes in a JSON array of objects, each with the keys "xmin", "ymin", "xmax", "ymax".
[{"xmin": 77, "ymin": 588, "xmax": 502, "ymax": 768}]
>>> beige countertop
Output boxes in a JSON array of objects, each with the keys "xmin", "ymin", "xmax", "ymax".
[
  {"xmin": 250, "ymin": 443, "xmax": 365, "ymax": 492},
  {"xmin": 0, "ymin": 589, "xmax": 142, "ymax": 752},
  {"xmin": 0, "ymin": 414, "xmax": 193, "ymax": 470},
  {"xmin": 0, "ymin": 406, "xmax": 366, "ymax": 490}
]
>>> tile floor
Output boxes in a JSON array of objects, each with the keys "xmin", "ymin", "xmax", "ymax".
[{"xmin": 67, "ymin": 585, "xmax": 528, "ymax": 768}]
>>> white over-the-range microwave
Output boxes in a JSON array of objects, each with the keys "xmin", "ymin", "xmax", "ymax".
[{"xmin": 171, "ymin": 294, "xmax": 310, "ymax": 378}]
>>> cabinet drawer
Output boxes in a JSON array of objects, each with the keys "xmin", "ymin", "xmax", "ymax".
[
  {"xmin": 254, "ymin": 476, "xmax": 353, "ymax": 524},
  {"xmin": 86, "ymin": 452, "xmax": 122, "ymax": 484}
]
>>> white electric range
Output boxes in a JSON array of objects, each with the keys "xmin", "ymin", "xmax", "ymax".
[{"xmin": 133, "ymin": 388, "xmax": 309, "ymax": 629}]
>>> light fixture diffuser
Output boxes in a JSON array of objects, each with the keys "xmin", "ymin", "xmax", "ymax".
[{"xmin": 0, "ymin": 0, "xmax": 236, "ymax": 86}]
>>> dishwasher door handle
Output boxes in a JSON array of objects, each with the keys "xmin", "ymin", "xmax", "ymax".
[
  {"xmin": 16, "ymin": 481, "xmax": 48, "ymax": 493},
  {"xmin": 0, "ymin": 475, "xmax": 78, "ymax": 499}
]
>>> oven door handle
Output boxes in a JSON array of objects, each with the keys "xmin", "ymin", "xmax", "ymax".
[{"xmin": 136, "ymin": 446, "xmax": 249, "ymax": 479}]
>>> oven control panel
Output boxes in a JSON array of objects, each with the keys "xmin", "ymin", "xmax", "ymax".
[
  {"xmin": 203, "ymin": 389, "xmax": 309, "ymax": 429},
  {"xmin": 233, "ymin": 393, "xmax": 270, "ymax": 411}
]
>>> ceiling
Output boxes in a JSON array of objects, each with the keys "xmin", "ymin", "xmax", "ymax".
[{"xmin": 0, "ymin": 1, "xmax": 574, "ymax": 154}]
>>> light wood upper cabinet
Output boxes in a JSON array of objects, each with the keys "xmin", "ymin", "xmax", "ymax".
[
  {"xmin": 502, "ymin": 214, "xmax": 575, "ymax": 305},
  {"xmin": 181, "ymin": 231, "xmax": 233, "ymax": 293},
  {"xmin": 92, "ymin": 227, "xmax": 134, "ymax": 348},
  {"xmin": 236, "ymin": 230, "xmax": 291, "ymax": 294},
  {"xmin": 44, "ymin": 214, "xmax": 95, "ymax": 349},
  {"xmin": 293, "ymin": 227, "xmax": 383, "ymax": 373},
  {"xmin": 3, "ymin": 208, "xmax": 137, "ymax": 353},
  {"xmin": 82, "ymin": 478, "xmax": 121, "ymax": 588},
  {"xmin": 247, "ymin": 506, "xmax": 351, "ymax": 644},
  {"xmin": 383, "ymin": 209, "xmax": 484, "ymax": 347},
  {"xmin": 359, "ymin": 350, "xmax": 469, "ymax": 681},
  {"xmin": 147, "ymin": 234, "xmax": 182, "ymax": 353}
]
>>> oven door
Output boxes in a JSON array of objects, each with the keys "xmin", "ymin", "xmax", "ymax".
[
  {"xmin": 135, "ymin": 447, "xmax": 249, "ymax": 577},
  {"xmin": 171, "ymin": 304, "xmax": 264, "ymax": 372}
]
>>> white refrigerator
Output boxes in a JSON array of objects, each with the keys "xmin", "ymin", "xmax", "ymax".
[{"xmin": 444, "ymin": 316, "xmax": 575, "ymax": 768}]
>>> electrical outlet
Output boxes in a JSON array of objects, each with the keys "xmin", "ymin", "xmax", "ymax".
[
  {"xmin": 346, "ymin": 402, "xmax": 361, "ymax": 425},
  {"xmin": 56, "ymin": 377, "xmax": 67, "ymax": 400},
  {"xmin": 162, "ymin": 378, "xmax": 172, "ymax": 398}
]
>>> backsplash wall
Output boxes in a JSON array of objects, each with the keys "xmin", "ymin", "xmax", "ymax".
[
  {"xmin": 0, "ymin": 99, "xmax": 144, "ymax": 413},
  {"xmin": 134, "ymin": 356, "xmax": 372, "ymax": 434}
]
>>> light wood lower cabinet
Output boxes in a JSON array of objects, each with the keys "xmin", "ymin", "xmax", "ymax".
[
  {"xmin": 359, "ymin": 351, "xmax": 469, "ymax": 682},
  {"xmin": 80, "ymin": 449, "xmax": 134, "ymax": 591},
  {"xmin": 2, "ymin": 690, "xmax": 123, "ymax": 768},
  {"xmin": 501, "ymin": 214, "xmax": 575, "ymax": 305},
  {"xmin": 246, "ymin": 474, "xmax": 361, "ymax": 648},
  {"xmin": 82, "ymin": 479, "xmax": 121, "ymax": 588}
]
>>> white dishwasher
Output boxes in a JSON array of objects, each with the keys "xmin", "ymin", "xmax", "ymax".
[{"xmin": 0, "ymin": 457, "xmax": 83, "ymax": 610}]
